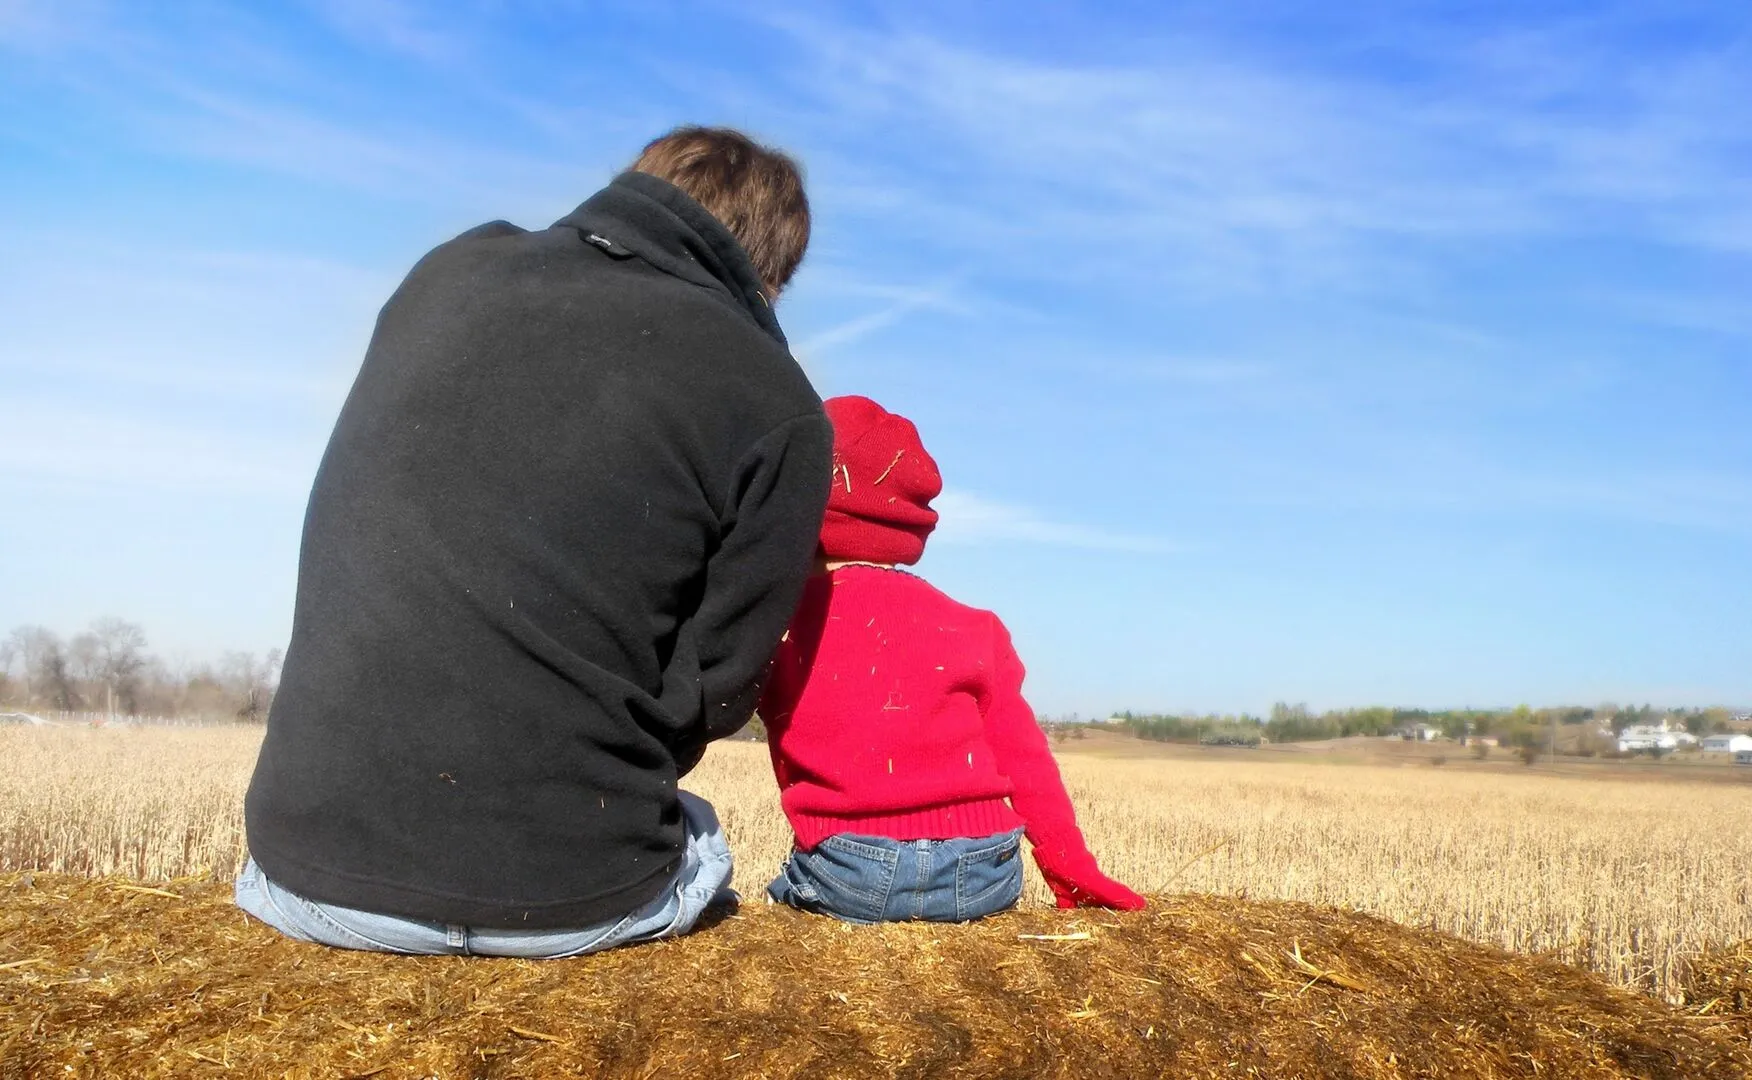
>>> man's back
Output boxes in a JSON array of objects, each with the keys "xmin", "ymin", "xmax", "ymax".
[{"xmin": 245, "ymin": 172, "xmax": 830, "ymax": 928}]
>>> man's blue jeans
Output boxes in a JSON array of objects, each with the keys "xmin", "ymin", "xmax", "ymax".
[
  {"xmin": 235, "ymin": 791, "xmax": 735, "ymax": 958},
  {"xmin": 767, "ymin": 828, "xmax": 1025, "ymax": 924}
]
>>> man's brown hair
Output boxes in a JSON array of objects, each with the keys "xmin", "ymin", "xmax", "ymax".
[{"xmin": 630, "ymin": 126, "xmax": 810, "ymax": 294}]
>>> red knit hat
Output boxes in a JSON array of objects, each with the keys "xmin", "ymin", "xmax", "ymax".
[{"xmin": 820, "ymin": 396, "xmax": 941, "ymax": 565}]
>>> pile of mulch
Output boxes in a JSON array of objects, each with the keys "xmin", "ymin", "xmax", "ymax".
[{"xmin": 2, "ymin": 872, "xmax": 1747, "ymax": 1079}]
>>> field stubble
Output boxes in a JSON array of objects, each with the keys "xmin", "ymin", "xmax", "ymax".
[{"xmin": 1, "ymin": 726, "xmax": 1747, "ymax": 1000}]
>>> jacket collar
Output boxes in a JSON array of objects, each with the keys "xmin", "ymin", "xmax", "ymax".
[{"xmin": 555, "ymin": 171, "xmax": 786, "ymax": 346}]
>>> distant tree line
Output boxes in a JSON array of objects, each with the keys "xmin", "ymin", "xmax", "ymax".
[
  {"xmin": 1112, "ymin": 701, "xmax": 1746, "ymax": 748},
  {"xmin": 1115, "ymin": 711, "xmax": 1265, "ymax": 746},
  {"xmin": 0, "ymin": 620, "xmax": 280, "ymax": 722}
]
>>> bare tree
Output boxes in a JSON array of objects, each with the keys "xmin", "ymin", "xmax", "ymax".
[
  {"xmin": 220, "ymin": 650, "xmax": 279, "ymax": 722},
  {"xmin": 42, "ymin": 638, "xmax": 77, "ymax": 711},
  {"xmin": 90, "ymin": 617, "xmax": 148, "ymax": 713},
  {"xmin": 68, "ymin": 632, "xmax": 102, "ymax": 682},
  {"xmin": 7, "ymin": 625, "xmax": 63, "ymax": 707},
  {"xmin": 0, "ymin": 635, "xmax": 15, "ymax": 704}
]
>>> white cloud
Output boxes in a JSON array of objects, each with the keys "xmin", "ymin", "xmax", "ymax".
[
  {"xmin": 1600, "ymin": 289, "xmax": 1752, "ymax": 340},
  {"xmin": 763, "ymin": 9, "xmax": 1752, "ymax": 297},
  {"xmin": 0, "ymin": 400, "xmax": 317, "ymax": 497},
  {"xmin": 932, "ymin": 490, "xmax": 1170, "ymax": 554},
  {"xmin": 304, "ymin": 0, "xmax": 461, "ymax": 62},
  {"xmin": 1234, "ymin": 436, "xmax": 1752, "ymax": 537},
  {"xmin": 0, "ymin": 0, "xmax": 102, "ymax": 51},
  {"xmin": 0, "ymin": 4, "xmax": 614, "ymax": 216},
  {"xmin": 129, "ymin": 82, "xmax": 594, "ymax": 213},
  {"xmin": 0, "ymin": 240, "xmax": 384, "ymax": 409},
  {"xmin": 792, "ymin": 282, "xmax": 962, "ymax": 360}
]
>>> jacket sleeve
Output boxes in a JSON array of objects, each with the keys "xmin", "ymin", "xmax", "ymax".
[
  {"xmin": 667, "ymin": 410, "xmax": 832, "ymax": 773},
  {"xmin": 979, "ymin": 615, "xmax": 1146, "ymax": 909}
]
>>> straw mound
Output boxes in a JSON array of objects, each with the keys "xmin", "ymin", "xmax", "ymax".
[
  {"xmin": 2, "ymin": 873, "xmax": 1746, "ymax": 1080},
  {"xmin": 1683, "ymin": 939, "xmax": 1752, "ymax": 1039}
]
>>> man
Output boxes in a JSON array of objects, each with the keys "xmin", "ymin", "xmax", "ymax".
[{"xmin": 238, "ymin": 127, "xmax": 832, "ymax": 957}]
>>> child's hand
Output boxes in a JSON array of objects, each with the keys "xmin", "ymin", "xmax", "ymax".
[{"xmin": 1039, "ymin": 857, "xmax": 1148, "ymax": 911}]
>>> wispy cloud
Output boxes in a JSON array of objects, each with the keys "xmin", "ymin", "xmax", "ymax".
[
  {"xmin": 792, "ymin": 283, "xmax": 962, "ymax": 359},
  {"xmin": 0, "ymin": 0, "xmax": 101, "ymax": 51},
  {"xmin": 1502, "ymin": 466, "xmax": 1752, "ymax": 537},
  {"xmin": 932, "ymin": 490, "xmax": 1170, "ymax": 554},
  {"xmin": 1061, "ymin": 355, "xmax": 1278, "ymax": 390},
  {"xmin": 1232, "ymin": 436, "xmax": 1752, "ymax": 538},
  {"xmin": 0, "ymin": 400, "xmax": 316, "ymax": 497},
  {"xmin": 127, "ymin": 80, "xmax": 596, "ymax": 215},
  {"xmin": 304, "ymin": 0, "xmax": 462, "ymax": 62},
  {"xmin": 764, "ymin": 8, "xmax": 1752, "ymax": 302},
  {"xmin": 0, "ymin": 3, "xmax": 613, "ymax": 217},
  {"xmin": 1600, "ymin": 289, "xmax": 1752, "ymax": 340},
  {"xmin": 0, "ymin": 240, "xmax": 389, "ymax": 391},
  {"xmin": 0, "ymin": 240, "xmax": 373, "ymax": 504}
]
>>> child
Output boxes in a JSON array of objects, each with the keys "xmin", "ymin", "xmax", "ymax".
[{"xmin": 758, "ymin": 395, "xmax": 1146, "ymax": 923}]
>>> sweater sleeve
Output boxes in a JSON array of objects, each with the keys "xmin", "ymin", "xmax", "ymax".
[
  {"xmin": 980, "ymin": 615, "xmax": 1147, "ymax": 909},
  {"xmin": 978, "ymin": 616, "xmax": 1090, "ymax": 865},
  {"xmin": 667, "ymin": 411, "xmax": 832, "ymax": 773}
]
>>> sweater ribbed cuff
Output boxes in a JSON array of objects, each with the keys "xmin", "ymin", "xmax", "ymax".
[{"xmin": 788, "ymin": 798, "xmax": 1024, "ymax": 851}]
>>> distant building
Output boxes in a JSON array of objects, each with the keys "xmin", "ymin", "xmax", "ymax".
[
  {"xmin": 1398, "ymin": 724, "xmax": 1442, "ymax": 742},
  {"xmin": 1618, "ymin": 722, "xmax": 1682, "ymax": 754},
  {"xmin": 1736, "ymin": 750, "xmax": 1752, "ymax": 767},
  {"xmin": 1701, "ymin": 733, "xmax": 1752, "ymax": 755}
]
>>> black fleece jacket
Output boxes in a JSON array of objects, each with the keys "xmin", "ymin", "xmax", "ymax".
[{"xmin": 244, "ymin": 172, "xmax": 831, "ymax": 928}]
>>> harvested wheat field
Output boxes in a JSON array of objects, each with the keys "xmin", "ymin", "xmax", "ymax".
[{"xmin": 3, "ymin": 872, "xmax": 1749, "ymax": 1080}]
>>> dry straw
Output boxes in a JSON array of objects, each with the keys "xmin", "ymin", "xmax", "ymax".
[
  {"xmin": 1, "ymin": 872, "xmax": 1747, "ymax": 1079},
  {"xmin": 1682, "ymin": 938, "xmax": 1752, "ymax": 1037},
  {"xmin": 5, "ymin": 728, "xmax": 1751, "ymax": 1002}
]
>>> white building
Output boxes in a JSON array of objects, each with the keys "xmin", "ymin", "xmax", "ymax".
[
  {"xmin": 1701, "ymin": 733, "xmax": 1752, "ymax": 754},
  {"xmin": 1617, "ymin": 722, "xmax": 1682, "ymax": 754}
]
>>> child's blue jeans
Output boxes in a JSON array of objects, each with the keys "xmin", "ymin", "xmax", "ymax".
[{"xmin": 767, "ymin": 828, "xmax": 1025, "ymax": 924}]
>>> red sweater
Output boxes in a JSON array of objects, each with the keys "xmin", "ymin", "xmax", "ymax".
[{"xmin": 759, "ymin": 566, "xmax": 1083, "ymax": 858}]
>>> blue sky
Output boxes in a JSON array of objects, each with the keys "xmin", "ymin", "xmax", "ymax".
[{"xmin": 2, "ymin": 0, "xmax": 1748, "ymax": 716}]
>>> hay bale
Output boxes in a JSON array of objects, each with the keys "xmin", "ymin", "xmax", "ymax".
[
  {"xmin": 1682, "ymin": 939, "xmax": 1752, "ymax": 1036},
  {"xmin": 1, "ymin": 872, "xmax": 1745, "ymax": 1079}
]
